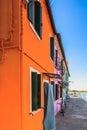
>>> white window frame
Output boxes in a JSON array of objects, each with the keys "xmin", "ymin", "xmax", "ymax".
[
  {"xmin": 29, "ymin": 0, "xmax": 41, "ymax": 40},
  {"xmin": 30, "ymin": 22, "xmax": 40, "ymax": 40},
  {"xmin": 30, "ymin": 67, "xmax": 41, "ymax": 114},
  {"xmin": 43, "ymin": 79, "xmax": 49, "ymax": 84}
]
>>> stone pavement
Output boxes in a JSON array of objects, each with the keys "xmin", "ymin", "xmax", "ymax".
[{"xmin": 55, "ymin": 97, "xmax": 87, "ymax": 130}]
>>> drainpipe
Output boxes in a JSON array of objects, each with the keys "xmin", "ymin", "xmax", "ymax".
[
  {"xmin": 0, "ymin": 0, "xmax": 10, "ymax": 62},
  {"xmin": 0, "ymin": 0, "xmax": 10, "ymax": 40}
]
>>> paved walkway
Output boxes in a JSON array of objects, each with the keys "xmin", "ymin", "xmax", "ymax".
[{"xmin": 56, "ymin": 97, "xmax": 87, "ymax": 130}]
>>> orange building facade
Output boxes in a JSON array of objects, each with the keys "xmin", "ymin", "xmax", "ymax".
[{"xmin": 0, "ymin": 0, "xmax": 56, "ymax": 130}]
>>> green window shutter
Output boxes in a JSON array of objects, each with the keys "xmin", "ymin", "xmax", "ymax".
[
  {"xmin": 35, "ymin": 1, "xmax": 42, "ymax": 38},
  {"xmin": 66, "ymin": 72, "xmax": 68, "ymax": 81},
  {"xmin": 40, "ymin": 6, "xmax": 42, "ymax": 39},
  {"xmin": 50, "ymin": 37, "xmax": 54, "ymax": 61},
  {"xmin": 35, "ymin": 1, "xmax": 40, "ymax": 36},
  {"xmin": 31, "ymin": 72, "xmax": 38, "ymax": 111},
  {"xmin": 27, "ymin": 0, "xmax": 33, "ymax": 23},
  {"xmin": 56, "ymin": 50, "xmax": 58, "ymax": 66},
  {"xmin": 61, "ymin": 61, "xmax": 63, "ymax": 75},
  {"xmin": 37, "ymin": 74, "xmax": 41, "ymax": 108}
]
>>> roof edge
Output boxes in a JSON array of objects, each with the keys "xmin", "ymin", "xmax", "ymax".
[{"xmin": 45, "ymin": 0, "xmax": 56, "ymax": 34}]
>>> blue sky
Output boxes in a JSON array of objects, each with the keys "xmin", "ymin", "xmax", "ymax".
[{"xmin": 49, "ymin": 0, "xmax": 87, "ymax": 90}]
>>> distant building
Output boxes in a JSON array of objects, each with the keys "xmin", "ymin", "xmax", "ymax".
[{"xmin": 54, "ymin": 34, "xmax": 70, "ymax": 115}]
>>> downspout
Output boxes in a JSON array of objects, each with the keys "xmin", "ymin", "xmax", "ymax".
[
  {"xmin": 0, "ymin": 0, "xmax": 11, "ymax": 62},
  {"xmin": 0, "ymin": 40, "xmax": 5, "ymax": 62},
  {"xmin": 0, "ymin": 0, "xmax": 20, "ymax": 63}
]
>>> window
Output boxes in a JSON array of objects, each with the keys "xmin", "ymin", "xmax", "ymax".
[
  {"xmin": 65, "ymin": 71, "xmax": 68, "ymax": 81},
  {"xmin": 55, "ymin": 84, "xmax": 59, "ymax": 100},
  {"xmin": 51, "ymin": 81, "xmax": 54, "ymax": 97},
  {"xmin": 55, "ymin": 50, "xmax": 58, "ymax": 66},
  {"xmin": 50, "ymin": 37, "xmax": 54, "ymax": 61},
  {"xmin": 60, "ymin": 86, "xmax": 62, "ymax": 98},
  {"xmin": 31, "ymin": 71, "xmax": 41, "ymax": 111},
  {"xmin": 61, "ymin": 61, "xmax": 64, "ymax": 75},
  {"xmin": 27, "ymin": 0, "xmax": 42, "ymax": 39}
]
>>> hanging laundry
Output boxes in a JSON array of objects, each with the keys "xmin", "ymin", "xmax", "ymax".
[{"xmin": 43, "ymin": 82, "xmax": 56, "ymax": 130}]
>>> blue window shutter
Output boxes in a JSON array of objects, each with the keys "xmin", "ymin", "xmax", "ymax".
[
  {"xmin": 27, "ymin": 0, "xmax": 33, "ymax": 23},
  {"xmin": 50, "ymin": 37, "xmax": 54, "ymax": 61},
  {"xmin": 31, "ymin": 72, "xmax": 38, "ymax": 111}
]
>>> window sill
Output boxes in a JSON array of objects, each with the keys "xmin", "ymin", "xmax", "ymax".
[
  {"xmin": 29, "ymin": 108, "xmax": 42, "ymax": 116},
  {"xmin": 30, "ymin": 22, "xmax": 41, "ymax": 40},
  {"xmin": 50, "ymin": 57, "xmax": 54, "ymax": 64}
]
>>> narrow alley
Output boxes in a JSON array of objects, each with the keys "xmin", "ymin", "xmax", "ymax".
[{"xmin": 56, "ymin": 97, "xmax": 87, "ymax": 130}]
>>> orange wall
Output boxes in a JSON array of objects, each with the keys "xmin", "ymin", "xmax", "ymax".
[
  {"xmin": 22, "ymin": 0, "xmax": 54, "ymax": 72},
  {"xmin": 22, "ymin": 54, "xmax": 45, "ymax": 130},
  {"xmin": 0, "ymin": 0, "xmax": 55, "ymax": 130},
  {"xmin": 0, "ymin": 49, "xmax": 21, "ymax": 130},
  {"xmin": 0, "ymin": 0, "xmax": 21, "ymax": 130},
  {"xmin": 22, "ymin": 53, "xmax": 51, "ymax": 130},
  {"xmin": 22, "ymin": 0, "xmax": 55, "ymax": 130}
]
